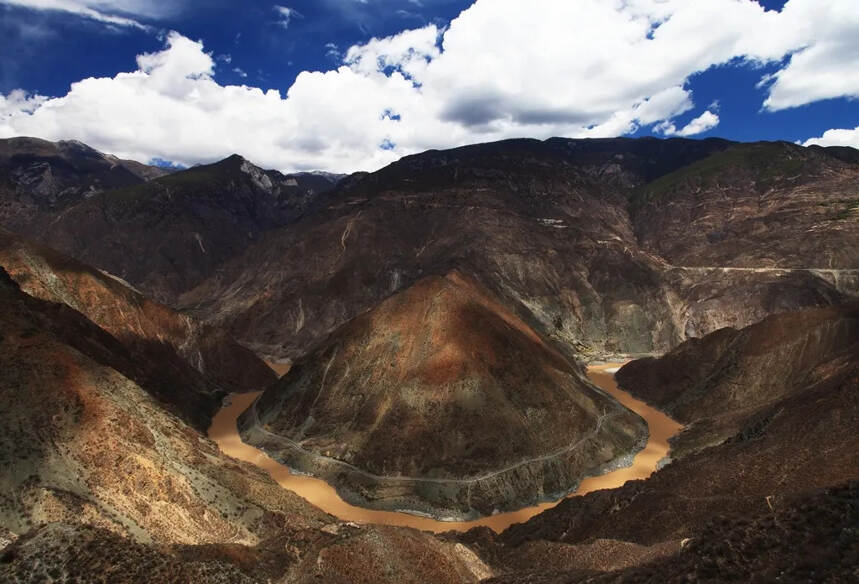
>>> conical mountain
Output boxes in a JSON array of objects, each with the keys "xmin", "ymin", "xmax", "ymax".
[{"xmin": 240, "ymin": 271, "xmax": 647, "ymax": 519}]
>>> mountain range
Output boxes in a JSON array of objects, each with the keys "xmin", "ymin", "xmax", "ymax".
[{"xmin": 0, "ymin": 135, "xmax": 856, "ymax": 583}]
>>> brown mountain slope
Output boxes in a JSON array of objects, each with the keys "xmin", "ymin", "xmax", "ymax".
[
  {"xmin": 179, "ymin": 138, "xmax": 856, "ymax": 362},
  {"xmin": 484, "ymin": 481, "xmax": 859, "ymax": 583},
  {"xmin": 239, "ymin": 271, "xmax": 647, "ymax": 519},
  {"xmin": 632, "ymin": 141, "xmax": 859, "ymax": 268},
  {"xmin": 0, "ymin": 137, "xmax": 165, "ymax": 234},
  {"xmin": 0, "ymin": 266, "xmax": 329, "ymax": 541},
  {"xmin": 0, "ymin": 267, "xmax": 495, "ymax": 583},
  {"xmin": 616, "ymin": 303, "xmax": 859, "ymax": 456},
  {"xmin": 26, "ymin": 154, "xmax": 341, "ymax": 303},
  {"xmin": 0, "ymin": 521, "xmax": 493, "ymax": 584},
  {"xmin": 466, "ymin": 304, "xmax": 858, "ymax": 581},
  {"xmin": 0, "ymin": 228, "xmax": 275, "ymax": 425}
]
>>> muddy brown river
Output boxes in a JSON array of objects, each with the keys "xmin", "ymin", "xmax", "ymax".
[{"xmin": 208, "ymin": 363, "xmax": 682, "ymax": 533}]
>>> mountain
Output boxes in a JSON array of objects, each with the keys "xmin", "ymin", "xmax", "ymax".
[
  {"xmin": 239, "ymin": 271, "xmax": 646, "ymax": 519},
  {"xmin": 0, "ymin": 141, "xmax": 343, "ymax": 303},
  {"xmin": 0, "ymin": 137, "xmax": 168, "ymax": 233},
  {"xmin": 0, "ymin": 265, "xmax": 329, "ymax": 539},
  {"xmin": 631, "ymin": 141, "xmax": 859, "ymax": 268},
  {"xmin": 2, "ymin": 136, "xmax": 854, "ymax": 361},
  {"xmin": 30, "ymin": 154, "xmax": 342, "ymax": 303},
  {"xmin": 470, "ymin": 303, "xmax": 858, "ymax": 581},
  {"xmin": 178, "ymin": 137, "xmax": 857, "ymax": 360},
  {"xmin": 485, "ymin": 481, "xmax": 859, "ymax": 583},
  {"xmin": 0, "ymin": 264, "xmax": 494, "ymax": 584},
  {"xmin": 0, "ymin": 228, "xmax": 275, "ymax": 429},
  {"xmin": 616, "ymin": 302, "xmax": 859, "ymax": 457},
  {"xmin": 0, "ymin": 135, "xmax": 858, "ymax": 582}
]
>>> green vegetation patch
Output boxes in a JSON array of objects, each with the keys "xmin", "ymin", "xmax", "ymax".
[{"xmin": 633, "ymin": 142, "xmax": 816, "ymax": 207}]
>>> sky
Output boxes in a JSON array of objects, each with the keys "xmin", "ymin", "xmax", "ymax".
[{"xmin": 0, "ymin": 0, "xmax": 857, "ymax": 173}]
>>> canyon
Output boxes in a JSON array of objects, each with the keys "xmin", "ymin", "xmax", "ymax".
[{"xmin": 0, "ymin": 136, "xmax": 857, "ymax": 582}]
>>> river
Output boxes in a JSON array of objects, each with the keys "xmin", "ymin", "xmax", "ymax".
[{"xmin": 207, "ymin": 363, "xmax": 682, "ymax": 534}]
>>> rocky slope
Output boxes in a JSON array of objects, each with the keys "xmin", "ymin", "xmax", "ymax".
[
  {"xmin": 465, "ymin": 304, "xmax": 858, "ymax": 581},
  {"xmin": 0, "ymin": 266, "xmax": 493, "ymax": 583},
  {"xmin": 484, "ymin": 481, "xmax": 859, "ymax": 583},
  {"xmin": 0, "ymin": 229, "xmax": 275, "ymax": 429},
  {"xmin": 0, "ymin": 521, "xmax": 493, "ymax": 584},
  {"xmin": 31, "ymin": 154, "xmax": 341, "ymax": 303},
  {"xmin": 239, "ymin": 271, "xmax": 647, "ymax": 519},
  {"xmin": 2, "ymin": 136, "xmax": 854, "ymax": 362},
  {"xmin": 632, "ymin": 141, "xmax": 859, "ymax": 269},
  {"xmin": 178, "ymin": 138, "xmax": 857, "ymax": 362},
  {"xmin": 616, "ymin": 303, "xmax": 859, "ymax": 456},
  {"xmin": 0, "ymin": 137, "xmax": 167, "ymax": 233}
]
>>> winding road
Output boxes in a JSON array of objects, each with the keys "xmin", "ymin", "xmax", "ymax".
[{"xmin": 208, "ymin": 363, "xmax": 682, "ymax": 533}]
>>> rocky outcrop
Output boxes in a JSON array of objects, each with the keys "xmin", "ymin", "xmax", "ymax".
[{"xmin": 240, "ymin": 272, "xmax": 647, "ymax": 520}]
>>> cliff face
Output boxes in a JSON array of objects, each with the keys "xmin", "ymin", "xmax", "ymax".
[
  {"xmin": 239, "ymin": 272, "xmax": 647, "ymax": 519},
  {"xmin": 0, "ymin": 229, "xmax": 275, "ymax": 428}
]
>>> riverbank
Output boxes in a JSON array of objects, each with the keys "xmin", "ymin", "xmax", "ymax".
[{"xmin": 208, "ymin": 363, "xmax": 682, "ymax": 533}]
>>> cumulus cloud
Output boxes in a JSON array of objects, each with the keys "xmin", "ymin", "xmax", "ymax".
[
  {"xmin": 1, "ymin": 0, "xmax": 858, "ymax": 172},
  {"xmin": 656, "ymin": 110, "xmax": 721, "ymax": 137},
  {"xmin": 0, "ymin": 0, "xmax": 181, "ymax": 28},
  {"xmin": 761, "ymin": 0, "xmax": 859, "ymax": 110},
  {"xmin": 803, "ymin": 126, "xmax": 859, "ymax": 149}
]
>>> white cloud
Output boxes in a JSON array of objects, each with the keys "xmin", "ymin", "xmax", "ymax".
[
  {"xmin": 274, "ymin": 5, "xmax": 301, "ymax": 30},
  {"xmin": 233, "ymin": 67, "xmax": 248, "ymax": 78},
  {"xmin": 656, "ymin": 110, "xmax": 720, "ymax": 137},
  {"xmin": 324, "ymin": 42, "xmax": 341, "ymax": 60},
  {"xmin": 803, "ymin": 126, "xmax": 859, "ymax": 149},
  {"xmin": 0, "ymin": 0, "xmax": 181, "ymax": 28},
  {"xmin": 761, "ymin": 0, "xmax": 859, "ymax": 110},
  {"xmin": 1, "ymin": 0, "xmax": 858, "ymax": 173},
  {"xmin": 344, "ymin": 25, "xmax": 440, "ymax": 80}
]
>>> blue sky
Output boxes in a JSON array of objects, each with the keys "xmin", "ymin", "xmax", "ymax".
[
  {"xmin": 1, "ymin": 0, "xmax": 857, "ymax": 172},
  {"xmin": 0, "ymin": 1, "xmax": 472, "ymax": 95}
]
